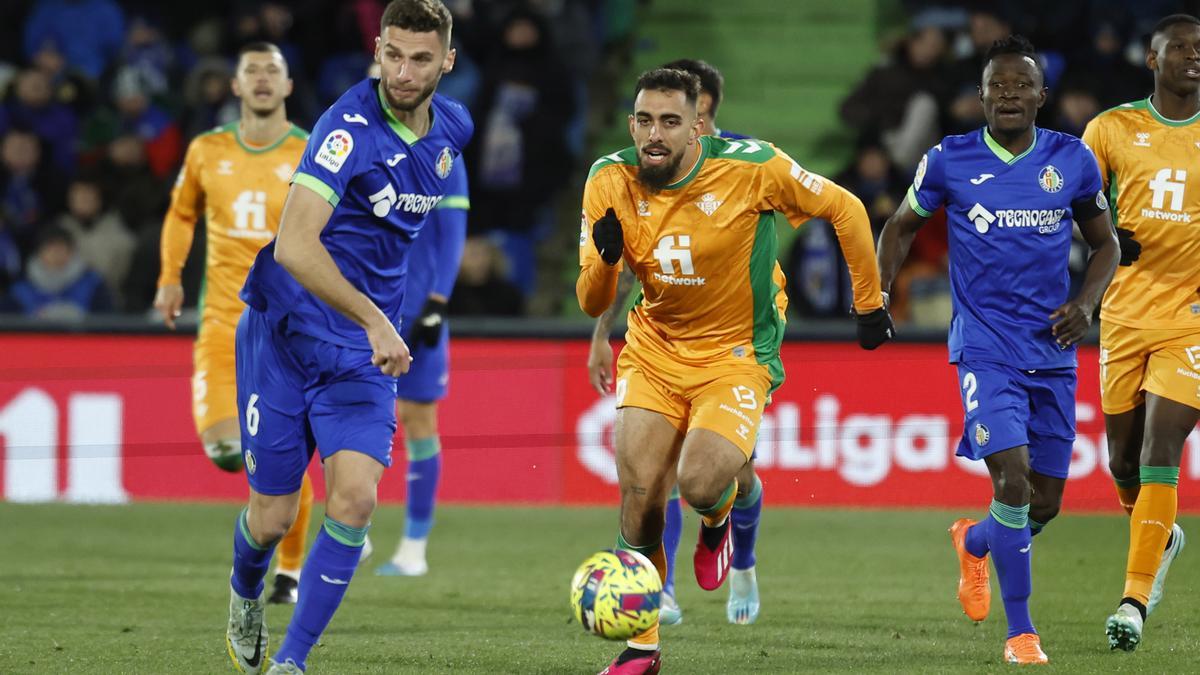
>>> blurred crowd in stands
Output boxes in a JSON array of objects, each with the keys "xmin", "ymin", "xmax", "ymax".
[
  {"xmin": 791, "ymin": 0, "xmax": 1180, "ymax": 329},
  {"xmin": 0, "ymin": 0, "xmax": 633, "ymax": 320}
]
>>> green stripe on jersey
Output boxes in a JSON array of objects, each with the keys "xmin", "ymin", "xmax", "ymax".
[
  {"xmin": 587, "ymin": 146, "xmax": 638, "ymax": 180},
  {"xmin": 705, "ymin": 135, "xmax": 777, "ymax": 164},
  {"xmin": 750, "ymin": 212, "xmax": 785, "ymax": 394}
]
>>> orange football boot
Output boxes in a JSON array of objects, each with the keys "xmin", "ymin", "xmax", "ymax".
[
  {"xmin": 949, "ymin": 518, "xmax": 991, "ymax": 622},
  {"xmin": 1004, "ymin": 633, "xmax": 1048, "ymax": 664}
]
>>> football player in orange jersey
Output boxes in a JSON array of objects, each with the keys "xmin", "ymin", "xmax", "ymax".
[
  {"xmin": 579, "ymin": 67, "xmax": 890, "ymax": 675},
  {"xmin": 588, "ymin": 58, "xmax": 771, "ymax": 628},
  {"xmin": 1083, "ymin": 13, "xmax": 1200, "ymax": 652},
  {"xmin": 153, "ymin": 42, "xmax": 322, "ymax": 606}
]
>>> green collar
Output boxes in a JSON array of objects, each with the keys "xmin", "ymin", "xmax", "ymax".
[
  {"xmin": 983, "ymin": 126, "xmax": 1037, "ymax": 165},
  {"xmin": 233, "ymin": 122, "xmax": 301, "ymax": 154},
  {"xmin": 1146, "ymin": 95, "xmax": 1200, "ymax": 127},
  {"xmin": 663, "ymin": 136, "xmax": 709, "ymax": 190},
  {"xmin": 376, "ymin": 81, "xmax": 431, "ymax": 144}
]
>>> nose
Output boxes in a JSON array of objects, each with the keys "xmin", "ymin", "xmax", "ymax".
[{"xmin": 647, "ymin": 123, "xmax": 664, "ymax": 142}]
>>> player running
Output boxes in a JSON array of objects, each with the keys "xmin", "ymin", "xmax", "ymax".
[
  {"xmin": 587, "ymin": 58, "xmax": 767, "ymax": 627},
  {"xmin": 580, "ymin": 67, "xmax": 891, "ymax": 675},
  {"xmin": 223, "ymin": 2, "xmax": 471, "ymax": 673},
  {"xmin": 877, "ymin": 36, "xmax": 1119, "ymax": 665},
  {"xmin": 153, "ymin": 42, "xmax": 317, "ymax": 605},
  {"xmin": 1082, "ymin": 13, "xmax": 1200, "ymax": 652}
]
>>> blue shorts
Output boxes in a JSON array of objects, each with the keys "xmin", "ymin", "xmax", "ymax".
[
  {"xmin": 235, "ymin": 308, "xmax": 397, "ymax": 495},
  {"xmin": 955, "ymin": 360, "xmax": 1076, "ymax": 479},
  {"xmin": 394, "ymin": 313, "xmax": 450, "ymax": 403}
]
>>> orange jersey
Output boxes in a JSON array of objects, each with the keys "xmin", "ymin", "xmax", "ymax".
[
  {"xmin": 157, "ymin": 122, "xmax": 309, "ymax": 324},
  {"xmin": 1083, "ymin": 98, "xmax": 1200, "ymax": 329},
  {"xmin": 579, "ymin": 135, "xmax": 881, "ymax": 381}
]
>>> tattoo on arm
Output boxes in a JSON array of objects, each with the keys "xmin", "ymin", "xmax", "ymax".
[{"xmin": 593, "ymin": 269, "xmax": 637, "ymax": 340}]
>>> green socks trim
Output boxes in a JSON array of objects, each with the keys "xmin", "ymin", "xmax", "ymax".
[
  {"xmin": 237, "ymin": 508, "xmax": 269, "ymax": 551},
  {"xmin": 406, "ymin": 436, "xmax": 440, "ymax": 461},
  {"xmin": 989, "ymin": 499, "xmax": 1030, "ymax": 529},
  {"xmin": 1140, "ymin": 465, "xmax": 1180, "ymax": 487},
  {"xmin": 694, "ymin": 481, "xmax": 737, "ymax": 516},
  {"xmin": 616, "ymin": 531, "xmax": 660, "ymax": 558},
  {"xmin": 323, "ymin": 516, "xmax": 369, "ymax": 547},
  {"xmin": 734, "ymin": 475, "xmax": 763, "ymax": 510}
]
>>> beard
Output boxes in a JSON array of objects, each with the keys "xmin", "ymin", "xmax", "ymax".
[
  {"xmin": 382, "ymin": 75, "xmax": 440, "ymax": 112},
  {"xmin": 636, "ymin": 151, "xmax": 683, "ymax": 193}
]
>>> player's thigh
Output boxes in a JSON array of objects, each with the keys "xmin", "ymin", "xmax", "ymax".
[
  {"xmin": 323, "ymin": 448, "xmax": 387, "ymax": 526},
  {"xmin": 1025, "ymin": 368, "xmax": 1077, "ymax": 481},
  {"xmin": 1141, "ymin": 329, "xmax": 1200, "ymax": 413},
  {"xmin": 193, "ymin": 318, "xmax": 238, "ymax": 438},
  {"xmin": 613, "ymin": 406, "xmax": 685, "ymax": 496},
  {"xmin": 681, "ymin": 369, "xmax": 768, "ymax": 491},
  {"xmin": 1105, "ymin": 405, "xmax": 1145, "ymax": 474},
  {"xmin": 301, "ymin": 336, "xmax": 399, "ymax": 470},
  {"xmin": 235, "ymin": 308, "xmax": 313, "ymax": 495},
  {"xmin": 1100, "ymin": 321, "xmax": 1149, "ymax": 415},
  {"xmin": 1141, "ymin": 393, "xmax": 1200, "ymax": 467},
  {"xmin": 396, "ymin": 322, "xmax": 450, "ymax": 405},
  {"xmin": 955, "ymin": 361, "xmax": 1030, "ymax": 463}
]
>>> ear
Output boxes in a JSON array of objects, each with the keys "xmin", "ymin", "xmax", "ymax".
[
  {"xmin": 977, "ymin": 84, "xmax": 983, "ymax": 104},
  {"xmin": 1036, "ymin": 86, "xmax": 1047, "ymax": 109},
  {"xmin": 1145, "ymin": 46, "xmax": 1158, "ymax": 72},
  {"xmin": 230, "ymin": 76, "xmax": 242, "ymax": 98},
  {"xmin": 443, "ymin": 48, "xmax": 457, "ymax": 75},
  {"xmin": 627, "ymin": 113, "xmax": 636, "ymax": 142},
  {"xmin": 374, "ymin": 35, "xmax": 382, "ymax": 65},
  {"xmin": 283, "ymin": 76, "xmax": 294, "ymax": 99},
  {"xmin": 690, "ymin": 115, "xmax": 702, "ymax": 144}
]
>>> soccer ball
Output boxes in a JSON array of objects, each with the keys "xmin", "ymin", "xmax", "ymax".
[{"xmin": 569, "ymin": 549, "xmax": 661, "ymax": 640}]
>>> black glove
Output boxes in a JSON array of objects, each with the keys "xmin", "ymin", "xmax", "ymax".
[
  {"xmin": 592, "ymin": 207, "xmax": 624, "ymax": 266},
  {"xmin": 1116, "ymin": 227, "xmax": 1141, "ymax": 267},
  {"xmin": 854, "ymin": 307, "xmax": 894, "ymax": 350},
  {"xmin": 409, "ymin": 298, "xmax": 447, "ymax": 350}
]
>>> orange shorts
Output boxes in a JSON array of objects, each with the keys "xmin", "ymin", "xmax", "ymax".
[
  {"xmin": 1100, "ymin": 321, "xmax": 1200, "ymax": 414},
  {"xmin": 192, "ymin": 317, "xmax": 238, "ymax": 434},
  {"xmin": 614, "ymin": 348, "xmax": 772, "ymax": 458}
]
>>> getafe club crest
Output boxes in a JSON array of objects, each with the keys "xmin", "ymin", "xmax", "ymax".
[
  {"xmin": 1038, "ymin": 165, "xmax": 1063, "ymax": 193},
  {"xmin": 436, "ymin": 146, "xmax": 454, "ymax": 179},
  {"xmin": 974, "ymin": 423, "xmax": 990, "ymax": 447}
]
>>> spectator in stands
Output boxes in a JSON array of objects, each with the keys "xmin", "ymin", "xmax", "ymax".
[
  {"xmin": 109, "ymin": 66, "xmax": 182, "ymax": 178},
  {"xmin": 0, "ymin": 68, "xmax": 78, "ymax": 172},
  {"xmin": 23, "ymin": 0, "xmax": 126, "ymax": 81},
  {"xmin": 57, "ymin": 174, "xmax": 136, "ymax": 308},
  {"xmin": 181, "ymin": 58, "xmax": 237, "ymax": 140},
  {"xmin": 1050, "ymin": 76, "xmax": 1101, "ymax": 138},
  {"xmin": 941, "ymin": 6, "xmax": 1011, "ymax": 135},
  {"xmin": 449, "ymin": 237, "xmax": 525, "ymax": 317},
  {"xmin": 834, "ymin": 138, "xmax": 907, "ymax": 236},
  {"xmin": 7, "ymin": 225, "xmax": 112, "ymax": 319},
  {"xmin": 119, "ymin": 14, "xmax": 174, "ymax": 100},
  {"xmin": 1082, "ymin": 22, "xmax": 1152, "ymax": 108},
  {"xmin": 29, "ymin": 39, "xmax": 98, "ymax": 116},
  {"xmin": 0, "ymin": 214, "xmax": 21, "ymax": 297},
  {"xmin": 840, "ymin": 22, "xmax": 949, "ymax": 169},
  {"xmin": 0, "ymin": 127, "xmax": 61, "ymax": 256}
]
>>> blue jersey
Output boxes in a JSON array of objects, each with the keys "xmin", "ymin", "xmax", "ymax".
[
  {"xmin": 400, "ymin": 161, "xmax": 469, "ymax": 316},
  {"xmin": 241, "ymin": 78, "xmax": 474, "ymax": 348},
  {"xmin": 908, "ymin": 127, "xmax": 1106, "ymax": 369}
]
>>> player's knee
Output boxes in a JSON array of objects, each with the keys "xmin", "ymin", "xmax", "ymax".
[
  {"xmin": 326, "ymin": 487, "xmax": 377, "ymax": 527},
  {"xmin": 1108, "ymin": 453, "xmax": 1139, "ymax": 481},
  {"xmin": 676, "ymin": 470, "xmax": 723, "ymax": 511},
  {"xmin": 1029, "ymin": 496, "xmax": 1061, "ymax": 524},
  {"xmin": 204, "ymin": 438, "xmax": 244, "ymax": 472},
  {"xmin": 993, "ymin": 470, "xmax": 1031, "ymax": 504}
]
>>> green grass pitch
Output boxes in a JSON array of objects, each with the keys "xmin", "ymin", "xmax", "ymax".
[{"xmin": 1, "ymin": 503, "xmax": 1194, "ymax": 673}]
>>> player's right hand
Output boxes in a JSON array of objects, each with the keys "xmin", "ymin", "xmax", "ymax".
[
  {"xmin": 1116, "ymin": 227, "xmax": 1141, "ymax": 266},
  {"xmin": 587, "ymin": 337, "xmax": 614, "ymax": 394},
  {"xmin": 592, "ymin": 208, "xmax": 624, "ymax": 266},
  {"xmin": 153, "ymin": 284, "xmax": 184, "ymax": 330},
  {"xmin": 367, "ymin": 320, "xmax": 413, "ymax": 376}
]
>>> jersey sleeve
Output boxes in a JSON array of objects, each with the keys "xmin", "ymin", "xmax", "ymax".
[
  {"xmin": 1070, "ymin": 140, "xmax": 1109, "ymax": 222},
  {"xmin": 760, "ymin": 148, "xmax": 883, "ymax": 313},
  {"xmin": 157, "ymin": 138, "xmax": 204, "ymax": 287},
  {"xmin": 291, "ymin": 107, "xmax": 371, "ymax": 206},
  {"xmin": 905, "ymin": 143, "xmax": 947, "ymax": 217},
  {"xmin": 576, "ymin": 167, "xmax": 622, "ymax": 316},
  {"xmin": 428, "ymin": 162, "xmax": 469, "ymax": 299},
  {"xmin": 1081, "ymin": 117, "xmax": 1110, "ymax": 192}
]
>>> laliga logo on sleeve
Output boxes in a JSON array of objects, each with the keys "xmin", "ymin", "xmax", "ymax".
[{"xmin": 316, "ymin": 129, "xmax": 354, "ymax": 173}]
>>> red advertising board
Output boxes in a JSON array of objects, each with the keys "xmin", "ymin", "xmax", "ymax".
[{"xmin": 1, "ymin": 334, "xmax": 1197, "ymax": 510}]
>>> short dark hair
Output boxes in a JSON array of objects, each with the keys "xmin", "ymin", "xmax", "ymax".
[
  {"xmin": 634, "ymin": 68, "xmax": 700, "ymax": 107},
  {"xmin": 982, "ymin": 34, "xmax": 1043, "ymax": 79},
  {"xmin": 381, "ymin": 0, "xmax": 453, "ymax": 46},
  {"xmin": 660, "ymin": 59, "xmax": 724, "ymax": 117},
  {"xmin": 1152, "ymin": 13, "xmax": 1200, "ymax": 38},
  {"xmin": 238, "ymin": 41, "xmax": 283, "ymax": 59}
]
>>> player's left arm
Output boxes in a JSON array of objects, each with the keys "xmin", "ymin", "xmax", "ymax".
[
  {"xmin": 411, "ymin": 166, "xmax": 469, "ymax": 348},
  {"xmin": 1050, "ymin": 150, "xmax": 1119, "ymax": 346},
  {"xmin": 762, "ymin": 149, "xmax": 884, "ymax": 314}
]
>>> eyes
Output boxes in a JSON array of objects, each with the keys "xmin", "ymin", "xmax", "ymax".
[
  {"xmin": 988, "ymin": 81, "xmax": 1031, "ymax": 89},
  {"xmin": 384, "ymin": 50, "xmax": 434, "ymax": 64},
  {"xmin": 636, "ymin": 118, "xmax": 681, "ymax": 127}
]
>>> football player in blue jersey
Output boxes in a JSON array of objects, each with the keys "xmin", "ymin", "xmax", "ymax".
[
  {"xmin": 588, "ymin": 58, "xmax": 766, "ymax": 627},
  {"xmin": 876, "ymin": 36, "xmax": 1119, "ymax": 665},
  {"xmin": 223, "ymin": 2, "xmax": 472, "ymax": 673},
  {"xmin": 374, "ymin": 160, "xmax": 468, "ymax": 578}
]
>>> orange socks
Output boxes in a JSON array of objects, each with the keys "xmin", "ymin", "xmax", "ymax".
[
  {"xmin": 1123, "ymin": 467, "xmax": 1179, "ymax": 605},
  {"xmin": 1113, "ymin": 476, "xmax": 1140, "ymax": 517},
  {"xmin": 277, "ymin": 473, "xmax": 314, "ymax": 574},
  {"xmin": 617, "ymin": 532, "xmax": 667, "ymax": 649},
  {"xmin": 696, "ymin": 480, "xmax": 737, "ymax": 528}
]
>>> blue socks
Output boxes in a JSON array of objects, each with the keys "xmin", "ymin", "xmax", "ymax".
[
  {"xmin": 404, "ymin": 437, "xmax": 441, "ymax": 540},
  {"xmin": 966, "ymin": 500, "xmax": 1034, "ymax": 638},
  {"xmin": 731, "ymin": 476, "xmax": 763, "ymax": 570},
  {"xmin": 663, "ymin": 488, "xmax": 682, "ymax": 595},
  {"xmin": 273, "ymin": 517, "xmax": 369, "ymax": 671},
  {"xmin": 231, "ymin": 508, "xmax": 275, "ymax": 600}
]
